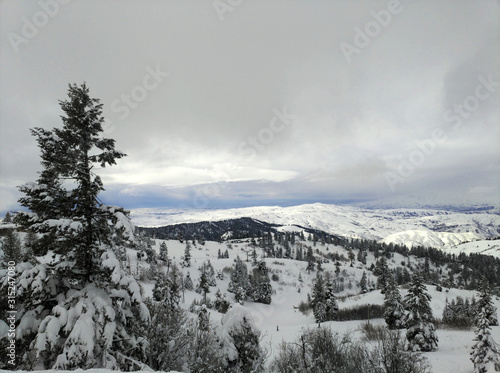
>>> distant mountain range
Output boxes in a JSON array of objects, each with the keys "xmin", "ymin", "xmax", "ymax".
[{"xmin": 131, "ymin": 203, "xmax": 500, "ymax": 254}]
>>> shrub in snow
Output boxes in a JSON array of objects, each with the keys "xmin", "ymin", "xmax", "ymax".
[
  {"xmin": 185, "ymin": 310, "xmax": 226, "ymax": 373},
  {"xmin": 403, "ymin": 274, "xmax": 438, "ymax": 352},
  {"xmin": 271, "ymin": 327, "xmax": 431, "ymax": 373},
  {"xmin": 370, "ymin": 329, "xmax": 432, "ymax": 373},
  {"xmin": 144, "ymin": 298, "xmax": 189, "ymax": 371},
  {"xmin": 214, "ymin": 289, "xmax": 231, "ymax": 314},
  {"xmin": 219, "ymin": 304, "xmax": 266, "ymax": 372}
]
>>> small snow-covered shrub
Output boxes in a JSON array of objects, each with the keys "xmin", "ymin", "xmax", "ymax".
[{"xmin": 359, "ymin": 321, "xmax": 386, "ymax": 341}]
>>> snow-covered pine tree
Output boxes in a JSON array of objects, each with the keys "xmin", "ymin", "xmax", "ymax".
[
  {"xmin": 158, "ymin": 241, "xmax": 168, "ymax": 262},
  {"xmin": 3, "ymin": 211, "xmax": 12, "ymax": 223},
  {"xmin": 306, "ymin": 247, "xmax": 315, "ymax": 274},
  {"xmin": 196, "ymin": 262, "xmax": 211, "ymax": 303},
  {"xmin": 251, "ymin": 260, "xmax": 272, "ymax": 304},
  {"xmin": 214, "ymin": 289, "xmax": 231, "ymax": 313},
  {"xmin": 311, "ymin": 272, "xmax": 326, "ymax": 323},
  {"xmin": 183, "ymin": 242, "xmax": 191, "ymax": 267},
  {"xmin": 360, "ymin": 271, "xmax": 368, "ymax": 293},
  {"xmin": 4, "ymin": 83, "xmax": 150, "ymax": 370},
  {"xmin": 384, "ymin": 274, "xmax": 405, "ymax": 329},
  {"xmin": 476, "ymin": 278, "xmax": 498, "ymax": 327},
  {"xmin": 220, "ymin": 304, "xmax": 266, "ymax": 372},
  {"xmin": 375, "ymin": 257, "xmax": 390, "ymax": 294},
  {"xmin": 144, "ymin": 297, "xmax": 189, "ymax": 371},
  {"xmin": 1, "ymin": 228, "xmax": 22, "ymax": 266},
  {"xmin": 23, "ymin": 229, "xmax": 39, "ymax": 262},
  {"xmin": 403, "ymin": 274, "xmax": 438, "ymax": 352},
  {"xmin": 185, "ymin": 307, "xmax": 226, "ymax": 372},
  {"xmin": 323, "ymin": 272, "xmax": 339, "ymax": 321},
  {"xmin": 228, "ymin": 256, "xmax": 250, "ymax": 303},
  {"xmin": 470, "ymin": 280, "xmax": 500, "ymax": 373},
  {"xmin": 153, "ymin": 264, "xmax": 182, "ymax": 310},
  {"xmin": 184, "ymin": 272, "xmax": 194, "ymax": 291}
]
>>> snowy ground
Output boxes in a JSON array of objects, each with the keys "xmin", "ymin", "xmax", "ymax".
[{"xmin": 125, "ymin": 237, "xmax": 500, "ymax": 373}]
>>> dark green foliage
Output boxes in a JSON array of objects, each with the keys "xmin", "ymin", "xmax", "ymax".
[
  {"xmin": 360, "ymin": 271, "xmax": 368, "ymax": 293},
  {"xmin": 1, "ymin": 229, "xmax": 22, "ymax": 265},
  {"xmin": 227, "ymin": 316, "xmax": 265, "ymax": 373},
  {"xmin": 470, "ymin": 279, "xmax": 500, "ymax": 373},
  {"xmin": 442, "ymin": 296, "xmax": 476, "ymax": 329},
  {"xmin": 214, "ymin": 289, "xmax": 231, "ymax": 313},
  {"xmin": 404, "ymin": 274, "xmax": 438, "ymax": 352},
  {"xmin": 336, "ymin": 304, "xmax": 385, "ymax": 321},
  {"xmin": 310, "ymin": 272, "xmax": 338, "ymax": 323},
  {"xmin": 152, "ymin": 264, "xmax": 182, "ymax": 309},
  {"xmin": 4, "ymin": 83, "xmax": 149, "ymax": 370},
  {"xmin": 384, "ymin": 275, "xmax": 406, "ymax": 329},
  {"xmin": 228, "ymin": 256, "xmax": 250, "ymax": 303},
  {"xmin": 251, "ymin": 260, "xmax": 272, "ymax": 304}
]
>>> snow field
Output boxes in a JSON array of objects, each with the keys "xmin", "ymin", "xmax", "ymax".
[{"xmin": 129, "ymin": 237, "xmax": 500, "ymax": 373}]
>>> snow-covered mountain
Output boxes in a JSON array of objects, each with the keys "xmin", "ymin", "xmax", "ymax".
[
  {"xmin": 446, "ymin": 239, "xmax": 500, "ymax": 259},
  {"xmin": 131, "ymin": 203, "xmax": 500, "ymax": 250}
]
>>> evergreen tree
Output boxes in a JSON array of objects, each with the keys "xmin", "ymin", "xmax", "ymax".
[
  {"xmin": 145, "ymin": 299, "xmax": 189, "ymax": 371},
  {"xmin": 196, "ymin": 262, "xmax": 211, "ymax": 303},
  {"xmin": 476, "ymin": 278, "xmax": 498, "ymax": 327},
  {"xmin": 214, "ymin": 289, "xmax": 231, "ymax": 313},
  {"xmin": 186, "ymin": 316, "xmax": 226, "ymax": 372},
  {"xmin": 23, "ymin": 229, "xmax": 39, "ymax": 261},
  {"xmin": 348, "ymin": 247, "xmax": 355, "ymax": 267},
  {"xmin": 184, "ymin": 272, "xmax": 194, "ymax": 291},
  {"xmin": 4, "ymin": 84, "xmax": 149, "ymax": 370},
  {"xmin": 404, "ymin": 274, "xmax": 438, "ymax": 352},
  {"xmin": 3, "ymin": 211, "xmax": 12, "ymax": 223},
  {"xmin": 251, "ymin": 261, "xmax": 272, "ymax": 304},
  {"xmin": 360, "ymin": 271, "xmax": 368, "ymax": 294},
  {"xmin": 306, "ymin": 247, "xmax": 315, "ymax": 274},
  {"xmin": 183, "ymin": 242, "xmax": 191, "ymax": 267},
  {"xmin": 310, "ymin": 272, "xmax": 337, "ymax": 323},
  {"xmin": 158, "ymin": 241, "xmax": 168, "ymax": 262},
  {"xmin": 153, "ymin": 264, "xmax": 181, "ymax": 310},
  {"xmin": 228, "ymin": 256, "xmax": 250, "ymax": 303},
  {"xmin": 470, "ymin": 281, "xmax": 500, "ymax": 373},
  {"xmin": 1, "ymin": 229, "xmax": 22, "ymax": 265},
  {"xmin": 384, "ymin": 274, "xmax": 406, "ymax": 329},
  {"xmin": 375, "ymin": 257, "xmax": 390, "ymax": 294},
  {"xmin": 221, "ymin": 305, "xmax": 265, "ymax": 372},
  {"xmin": 323, "ymin": 272, "xmax": 339, "ymax": 321}
]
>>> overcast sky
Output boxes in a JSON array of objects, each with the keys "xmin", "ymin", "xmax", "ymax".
[{"xmin": 1, "ymin": 0, "xmax": 499, "ymax": 213}]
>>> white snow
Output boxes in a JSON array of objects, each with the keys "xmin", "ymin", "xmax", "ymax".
[
  {"xmin": 379, "ymin": 230, "xmax": 481, "ymax": 249},
  {"xmin": 130, "ymin": 203, "xmax": 500, "ymax": 250}
]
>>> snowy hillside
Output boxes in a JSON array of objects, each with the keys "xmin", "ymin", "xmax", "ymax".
[
  {"xmin": 379, "ymin": 230, "xmax": 482, "ymax": 249},
  {"xmin": 131, "ymin": 203, "xmax": 500, "ymax": 249},
  {"xmin": 446, "ymin": 239, "xmax": 500, "ymax": 259},
  {"xmin": 127, "ymin": 236, "xmax": 500, "ymax": 373}
]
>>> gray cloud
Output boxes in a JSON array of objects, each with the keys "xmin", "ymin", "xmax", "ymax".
[{"xmin": 1, "ymin": 0, "xmax": 499, "ymax": 213}]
